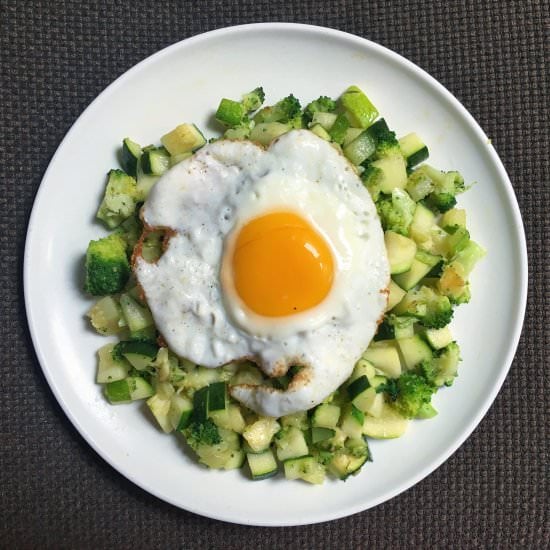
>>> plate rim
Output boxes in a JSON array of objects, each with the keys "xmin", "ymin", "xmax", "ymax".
[{"xmin": 23, "ymin": 22, "xmax": 528, "ymax": 526}]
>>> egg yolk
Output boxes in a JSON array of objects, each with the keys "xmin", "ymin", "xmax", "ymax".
[{"xmin": 231, "ymin": 211, "xmax": 334, "ymax": 317}]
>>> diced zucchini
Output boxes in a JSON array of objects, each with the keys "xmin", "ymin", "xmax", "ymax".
[
  {"xmin": 242, "ymin": 417, "xmax": 281, "ymax": 452},
  {"xmin": 207, "ymin": 382, "xmax": 227, "ymax": 412},
  {"xmin": 340, "ymin": 404, "xmax": 364, "ymax": 439},
  {"xmin": 169, "ymin": 151, "xmax": 193, "ymax": 167},
  {"xmin": 105, "ymin": 376, "xmax": 153, "ymax": 404},
  {"xmin": 348, "ymin": 358, "xmax": 376, "ymax": 384},
  {"xmin": 362, "ymin": 340, "xmax": 402, "ymax": 378},
  {"xmin": 168, "ymin": 393, "xmax": 193, "ymax": 431},
  {"xmin": 161, "ymin": 123, "xmax": 206, "ymax": 155},
  {"xmin": 311, "ymin": 111, "xmax": 337, "ymax": 130},
  {"xmin": 284, "ymin": 456, "xmax": 325, "ymax": 484},
  {"xmin": 328, "ymin": 449, "xmax": 368, "ymax": 480},
  {"xmin": 88, "ymin": 296, "xmax": 124, "ymax": 335},
  {"xmin": 275, "ymin": 426, "xmax": 309, "ymax": 461},
  {"xmin": 425, "ymin": 326, "xmax": 454, "ymax": 350},
  {"xmin": 409, "ymin": 203, "xmax": 436, "ymax": 244},
  {"xmin": 183, "ymin": 366, "xmax": 222, "ymax": 390},
  {"xmin": 135, "ymin": 159, "xmax": 159, "ymax": 201},
  {"xmin": 209, "ymin": 403, "xmax": 246, "ymax": 433},
  {"xmin": 440, "ymin": 208, "xmax": 466, "ymax": 229},
  {"xmin": 192, "ymin": 386, "xmax": 209, "ymax": 423},
  {"xmin": 340, "ymin": 85, "xmax": 379, "ymax": 128},
  {"xmin": 396, "ymin": 335, "xmax": 433, "ymax": 370},
  {"xmin": 398, "ymin": 132, "xmax": 429, "ymax": 168},
  {"xmin": 96, "ymin": 343, "xmax": 130, "ymax": 384},
  {"xmin": 328, "ymin": 113, "xmax": 350, "ymax": 144},
  {"xmin": 96, "ymin": 169, "xmax": 138, "ymax": 229},
  {"xmin": 385, "ymin": 231, "xmax": 417, "ymax": 274},
  {"xmin": 343, "ymin": 127, "xmax": 364, "ymax": 146},
  {"xmin": 311, "ymin": 403, "xmax": 341, "ymax": 429},
  {"xmin": 362, "ymin": 401, "xmax": 409, "ymax": 438},
  {"xmin": 392, "ymin": 249, "xmax": 441, "ymax": 291},
  {"xmin": 310, "ymin": 427, "xmax": 336, "ymax": 444},
  {"xmin": 309, "ymin": 123, "xmax": 331, "ymax": 141},
  {"xmin": 342, "ymin": 130, "xmax": 376, "ymax": 165},
  {"xmin": 140, "ymin": 147, "xmax": 170, "ymax": 176},
  {"xmin": 370, "ymin": 154, "xmax": 408, "ymax": 193},
  {"xmin": 387, "ymin": 279, "xmax": 407, "ymax": 311},
  {"xmin": 119, "ymin": 293, "xmax": 154, "ymax": 333},
  {"xmin": 115, "ymin": 340, "xmax": 158, "ymax": 370},
  {"xmin": 347, "ymin": 375, "xmax": 370, "ymax": 401},
  {"xmin": 416, "ymin": 402, "xmax": 438, "ymax": 419},
  {"xmin": 147, "ymin": 393, "xmax": 173, "ymax": 433},
  {"xmin": 222, "ymin": 449, "xmax": 246, "ymax": 470},
  {"xmin": 121, "ymin": 138, "xmax": 142, "ymax": 178},
  {"xmin": 247, "ymin": 449, "xmax": 278, "ymax": 480},
  {"xmin": 433, "ymin": 343, "xmax": 461, "ymax": 386},
  {"xmin": 195, "ymin": 428, "xmax": 241, "ymax": 469},
  {"xmin": 280, "ymin": 411, "xmax": 309, "ymax": 430},
  {"xmin": 250, "ymin": 122, "xmax": 290, "ymax": 145}
]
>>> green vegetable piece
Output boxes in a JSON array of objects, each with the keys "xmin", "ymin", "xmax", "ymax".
[
  {"xmin": 96, "ymin": 169, "xmax": 138, "ymax": 229},
  {"xmin": 241, "ymin": 87, "xmax": 265, "ymax": 112},
  {"xmin": 84, "ymin": 234, "xmax": 130, "ymax": 296},
  {"xmin": 347, "ymin": 375, "xmax": 370, "ymax": 401},
  {"xmin": 208, "ymin": 382, "xmax": 227, "ymax": 412},
  {"xmin": 215, "ymin": 98, "xmax": 247, "ymax": 127},
  {"xmin": 303, "ymin": 95, "xmax": 337, "ymax": 123},
  {"xmin": 340, "ymin": 85, "xmax": 379, "ymax": 128},
  {"xmin": 328, "ymin": 114, "xmax": 350, "ymax": 144},
  {"xmin": 121, "ymin": 138, "xmax": 142, "ymax": 178},
  {"xmin": 310, "ymin": 427, "xmax": 336, "ymax": 444}
]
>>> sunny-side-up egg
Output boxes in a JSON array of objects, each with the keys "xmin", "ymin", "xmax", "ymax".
[{"xmin": 134, "ymin": 130, "xmax": 389, "ymax": 417}]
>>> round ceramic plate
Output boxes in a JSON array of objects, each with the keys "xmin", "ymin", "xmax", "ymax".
[{"xmin": 24, "ymin": 23, "xmax": 527, "ymax": 526}]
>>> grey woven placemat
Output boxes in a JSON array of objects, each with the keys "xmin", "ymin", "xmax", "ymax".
[{"xmin": 1, "ymin": 1, "xmax": 548, "ymax": 548}]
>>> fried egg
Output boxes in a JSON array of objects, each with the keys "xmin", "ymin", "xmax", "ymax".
[{"xmin": 134, "ymin": 130, "xmax": 389, "ymax": 417}]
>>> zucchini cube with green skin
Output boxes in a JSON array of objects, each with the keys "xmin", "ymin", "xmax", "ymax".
[
  {"xmin": 105, "ymin": 376, "xmax": 153, "ymax": 404},
  {"xmin": 96, "ymin": 343, "xmax": 130, "ymax": 384},
  {"xmin": 87, "ymin": 295, "xmax": 124, "ymax": 335},
  {"xmin": 161, "ymin": 123, "xmax": 206, "ymax": 155},
  {"xmin": 328, "ymin": 450, "xmax": 368, "ymax": 481},
  {"xmin": 311, "ymin": 403, "xmax": 340, "ymax": 428},
  {"xmin": 362, "ymin": 340, "xmax": 402, "ymax": 379},
  {"xmin": 396, "ymin": 335, "xmax": 433, "ymax": 370},
  {"xmin": 275, "ymin": 426, "xmax": 309, "ymax": 461},
  {"xmin": 362, "ymin": 401, "xmax": 409, "ymax": 438},
  {"xmin": 385, "ymin": 231, "xmax": 417, "ymax": 274},
  {"xmin": 140, "ymin": 147, "xmax": 170, "ymax": 176},
  {"xmin": 119, "ymin": 293, "xmax": 154, "ymax": 333},
  {"xmin": 147, "ymin": 393, "xmax": 173, "ymax": 433},
  {"xmin": 340, "ymin": 85, "xmax": 379, "ymax": 128},
  {"xmin": 398, "ymin": 132, "xmax": 429, "ymax": 168},
  {"xmin": 250, "ymin": 122, "xmax": 290, "ymax": 146},
  {"xmin": 169, "ymin": 393, "xmax": 193, "ymax": 431},
  {"xmin": 340, "ymin": 404, "xmax": 364, "ymax": 439},
  {"xmin": 121, "ymin": 138, "xmax": 142, "ymax": 178},
  {"xmin": 209, "ymin": 403, "xmax": 246, "ymax": 434},
  {"xmin": 284, "ymin": 456, "xmax": 325, "ymax": 484},
  {"xmin": 247, "ymin": 449, "xmax": 278, "ymax": 480},
  {"xmin": 96, "ymin": 169, "xmax": 138, "ymax": 229},
  {"xmin": 84, "ymin": 234, "xmax": 130, "ymax": 296},
  {"xmin": 440, "ymin": 208, "xmax": 466, "ymax": 229}
]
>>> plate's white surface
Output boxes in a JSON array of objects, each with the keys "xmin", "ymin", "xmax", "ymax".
[{"xmin": 24, "ymin": 23, "xmax": 527, "ymax": 526}]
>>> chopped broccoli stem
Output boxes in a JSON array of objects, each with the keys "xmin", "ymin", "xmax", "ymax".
[{"xmin": 84, "ymin": 234, "xmax": 130, "ymax": 296}]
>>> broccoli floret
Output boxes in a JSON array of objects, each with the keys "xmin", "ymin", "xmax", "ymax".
[
  {"xmin": 241, "ymin": 87, "xmax": 265, "ymax": 113},
  {"xmin": 376, "ymin": 188, "xmax": 416, "ymax": 236},
  {"xmin": 97, "ymin": 169, "xmax": 139, "ymax": 229},
  {"xmin": 254, "ymin": 94, "xmax": 302, "ymax": 124},
  {"xmin": 379, "ymin": 371, "xmax": 436, "ymax": 419},
  {"xmin": 367, "ymin": 119, "xmax": 400, "ymax": 159},
  {"xmin": 427, "ymin": 192, "xmax": 457, "ymax": 213},
  {"xmin": 407, "ymin": 166, "xmax": 465, "ymax": 212},
  {"xmin": 393, "ymin": 285, "xmax": 454, "ymax": 329},
  {"xmin": 361, "ymin": 165, "xmax": 384, "ymax": 201},
  {"xmin": 84, "ymin": 234, "xmax": 130, "ymax": 296},
  {"xmin": 186, "ymin": 418, "xmax": 222, "ymax": 448},
  {"xmin": 303, "ymin": 95, "xmax": 337, "ymax": 123}
]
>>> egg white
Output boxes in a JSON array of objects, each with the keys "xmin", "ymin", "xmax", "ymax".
[{"xmin": 135, "ymin": 130, "xmax": 389, "ymax": 415}]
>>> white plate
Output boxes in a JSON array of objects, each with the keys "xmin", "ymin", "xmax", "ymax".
[{"xmin": 24, "ymin": 23, "xmax": 527, "ymax": 526}]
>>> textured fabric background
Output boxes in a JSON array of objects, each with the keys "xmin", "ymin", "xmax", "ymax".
[{"xmin": 1, "ymin": 0, "xmax": 548, "ymax": 548}]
